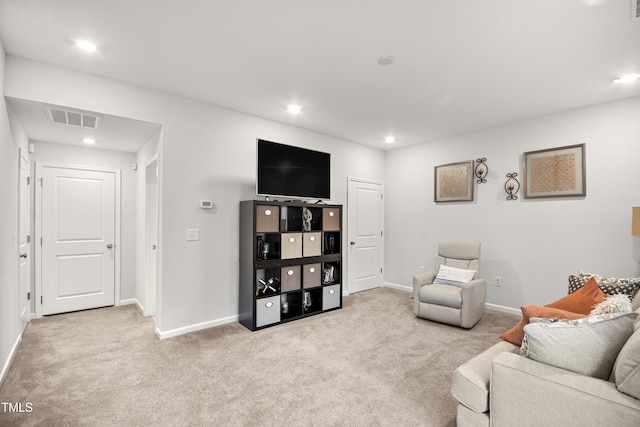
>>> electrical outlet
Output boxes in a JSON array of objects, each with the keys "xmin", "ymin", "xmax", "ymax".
[
  {"xmin": 494, "ymin": 276, "xmax": 502, "ymax": 287},
  {"xmin": 419, "ymin": 266, "xmax": 425, "ymax": 273}
]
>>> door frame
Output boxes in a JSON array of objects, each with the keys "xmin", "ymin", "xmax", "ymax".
[
  {"xmin": 144, "ymin": 154, "xmax": 159, "ymax": 317},
  {"xmin": 18, "ymin": 147, "xmax": 31, "ymax": 331},
  {"xmin": 34, "ymin": 161, "xmax": 121, "ymax": 318},
  {"xmin": 346, "ymin": 177, "xmax": 384, "ymax": 295}
]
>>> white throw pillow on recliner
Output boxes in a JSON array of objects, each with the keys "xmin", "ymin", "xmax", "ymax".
[{"xmin": 433, "ymin": 264, "xmax": 476, "ymax": 287}]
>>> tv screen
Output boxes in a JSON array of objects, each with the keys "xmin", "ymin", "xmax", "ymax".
[{"xmin": 256, "ymin": 139, "xmax": 330, "ymax": 200}]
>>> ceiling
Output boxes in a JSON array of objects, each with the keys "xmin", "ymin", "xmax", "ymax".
[{"xmin": 1, "ymin": 0, "xmax": 639, "ymax": 152}]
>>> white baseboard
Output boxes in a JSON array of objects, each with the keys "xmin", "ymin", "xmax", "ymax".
[
  {"xmin": 384, "ymin": 282, "xmax": 412, "ymax": 292},
  {"xmin": 384, "ymin": 282, "xmax": 519, "ymax": 316},
  {"xmin": 485, "ymin": 303, "xmax": 520, "ymax": 316},
  {"xmin": 156, "ymin": 315, "xmax": 239, "ymax": 340},
  {"xmin": 0, "ymin": 334, "xmax": 22, "ymax": 388},
  {"xmin": 119, "ymin": 298, "xmax": 137, "ymax": 306}
]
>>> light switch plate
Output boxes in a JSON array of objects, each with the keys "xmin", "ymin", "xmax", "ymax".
[{"xmin": 186, "ymin": 229, "xmax": 199, "ymax": 241}]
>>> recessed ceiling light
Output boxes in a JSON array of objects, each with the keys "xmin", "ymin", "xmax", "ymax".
[
  {"xmin": 76, "ymin": 39, "xmax": 97, "ymax": 52},
  {"xmin": 384, "ymin": 136, "xmax": 396, "ymax": 143},
  {"xmin": 614, "ymin": 74, "xmax": 640, "ymax": 84},
  {"xmin": 83, "ymin": 138, "xmax": 95, "ymax": 144},
  {"xmin": 287, "ymin": 104, "xmax": 302, "ymax": 114},
  {"xmin": 377, "ymin": 56, "xmax": 395, "ymax": 66}
]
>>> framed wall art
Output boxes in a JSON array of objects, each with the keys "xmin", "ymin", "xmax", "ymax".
[
  {"xmin": 523, "ymin": 143, "xmax": 586, "ymax": 199},
  {"xmin": 434, "ymin": 160, "xmax": 474, "ymax": 202}
]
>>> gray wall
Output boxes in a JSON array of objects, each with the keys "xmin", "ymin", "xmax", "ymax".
[
  {"xmin": 384, "ymin": 95, "xmax": 640, "ymax": 310},
  {"xmin": 4, "ymin": 56, "xmax": 386, "ymax": 338}
]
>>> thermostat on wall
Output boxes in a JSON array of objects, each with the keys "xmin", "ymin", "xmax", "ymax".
[{"xmin": 200, "ymin": 200, "xmax": 214, "ymax": 209}]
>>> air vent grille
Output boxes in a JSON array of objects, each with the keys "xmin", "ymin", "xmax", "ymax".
[
  {"xmin": 634, "ymin": 0, "xmax": 640, "ymax": 20},
  {"xmin": 46, "ymin": 107, "xmax": 102, "ymax": 129}
]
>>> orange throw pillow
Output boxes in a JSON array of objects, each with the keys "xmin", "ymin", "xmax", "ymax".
[
  {"xmin": 500, "ymin": 305, "xmax": 587, "ymax": 346},
  {"xmin": 545, "ymin": 277, "xmax": 605, "ymax": 314}
]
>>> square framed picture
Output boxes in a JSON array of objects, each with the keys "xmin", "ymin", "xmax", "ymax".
[
  {"xmin": 523, "ymin": 143, "xmax": 586, "ymax": 199},
  {"xmin": 434, "ymin": 160, "xmax": 474, "ymax": 202}
]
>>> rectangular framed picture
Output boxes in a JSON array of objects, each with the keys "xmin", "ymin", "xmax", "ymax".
[
  {"xmin": 523, "ymin": 143, "xmax": 586, "ymax": 199},
  {"xmin": 434, "ymin": 160, "xmax": 474, "ymax": 202}
]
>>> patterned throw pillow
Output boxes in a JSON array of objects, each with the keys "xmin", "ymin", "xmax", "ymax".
[{"xmin": 568, "ymin": 271, "xmax": 640, "ymax": 300}]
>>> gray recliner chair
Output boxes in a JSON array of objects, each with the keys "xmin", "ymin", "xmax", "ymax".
[{"xmin": 413, "ymin": 240, "xmax": 486, "ymax": 329}]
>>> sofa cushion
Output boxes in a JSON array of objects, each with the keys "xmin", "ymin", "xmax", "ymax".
[
  {"xmin": 450, "ymin": 340, "xmax": 518, "ymax": 413},
  {"xmin": 612, "ymin": 326, "xmax": 640, "ymax": 399},
  {"xmin": 521, "ymin": 312, "xmax": 638, "ymax": 380},
  {"xmin": 545, "ymin": 277, "xmax": 605, "ymax": 315},
  {"xmin": 500, "ymin": 305, "xmax": 586, "ymax": 346}
]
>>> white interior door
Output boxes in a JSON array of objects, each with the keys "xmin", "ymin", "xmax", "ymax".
[
  {"xmin": 38, "ymin": 165, "xmax": 117, "ymax": 315},
  {"xmin": 18, "ymin": 148, "xmax": 31, "ymax": 331},
  {"xmin": 347, "ymin": 178, "xmax": 384, "ymax": 293}
]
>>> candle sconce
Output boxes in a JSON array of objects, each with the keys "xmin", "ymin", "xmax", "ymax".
[
  {"xmin": 475, "ymin": 158, "xmax": 488, "ymax": 184},
  {"xmin": 505, "ymin": 173, "xmax": 520, "ymax": 200}
]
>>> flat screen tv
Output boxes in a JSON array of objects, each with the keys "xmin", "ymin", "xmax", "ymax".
[{"xmin": 256, "ymin": 139, "xmax": 330, "ymax": 200}]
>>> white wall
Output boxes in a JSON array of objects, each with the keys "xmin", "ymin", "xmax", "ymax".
[
  {"xmin": 385, "ymin": 96, "xmax": 640, "ymax": 310},
  {"xmin": 28, "ymin": 141, "xmax": 138, "ymax": 303},
  {"xmin": 5, "ymin": 56, "xmax": 385, "ymax": 337}
]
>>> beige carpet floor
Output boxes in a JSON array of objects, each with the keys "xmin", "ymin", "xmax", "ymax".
[{"xmin": 0, "ymin": 287, "xmax": 518, "ymax": 426}]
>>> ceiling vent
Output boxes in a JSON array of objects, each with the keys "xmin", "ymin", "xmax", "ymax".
[{"xmin": 46, "ymin": 107, "xmax": 102, "ymax": 129}]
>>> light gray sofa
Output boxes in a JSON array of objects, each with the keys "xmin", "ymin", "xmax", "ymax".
[{"xmin": 451, "ymin": 294, "xmax": 640, "ymax": 426}]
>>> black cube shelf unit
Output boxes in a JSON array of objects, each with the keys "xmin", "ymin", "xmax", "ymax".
[{"xmin": 239, "ymin": 200, "xmax": 342, "ymax": 331}]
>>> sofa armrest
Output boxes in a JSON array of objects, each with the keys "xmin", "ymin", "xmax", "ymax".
[
  {"xmin": 413, "ymin": 271, "xmax": 435, "ymax": 288},
  {"xmin": 459, "ymin": 278, "xmax": 486, "ymax": 328},
  {"xmin": 490, "ymin": 352, "xmax": 640, "ymax": 426},
  {"xmin": 412, "ymin": 272, "xmax": 435, "ymax": 314}
]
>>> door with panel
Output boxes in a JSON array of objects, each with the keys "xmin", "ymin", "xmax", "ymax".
[
  {"xmin": 38, "ymin": 165, "xmax": 117, "ymax": 315},
  {"xmin": 347, "ymin": 179, "xmax": 384, "ymax": 293}
]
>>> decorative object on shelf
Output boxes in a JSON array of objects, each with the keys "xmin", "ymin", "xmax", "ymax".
[
  {"xmin": 257, "ymin": 238, "xmax": 264, "ymax": 259},
  {"xmin": 326, "ymin": 234, "xmax": 335, "ymax": 254},
  {"xmin": 262, "ymin": 242, "xmax": 270, "ymax": 260},
  {"xmin": 523, "ymin": 143, "xmax": 586, "ymax": 199},
  {"xmin": 434, "ymin": 160, "xmax": 475, "ymax": 202},
  {"xmin": 302, "ymin": 207, "xmax": 312, "ymax": 231},
  {"xmin": 257, "ymin": 276, "xmax": 280, "ymax": 295},
  {"xmin": 474, "ymin": 158, "xmax": 488, "ymax": 184},
  {"xmin": 632, "ymin": 207, "xmax": 640, "ymax": 237},
  {"xmin": 323, "ymin": 265, "xmax": 335, "ymax": 284},
  {"xmin": 303, "ymin": 291, "xmax": 312, "ymax": 311},
  {"xmin": 505, "ymin": 173, "xmax": 520, "ymax": 200}
]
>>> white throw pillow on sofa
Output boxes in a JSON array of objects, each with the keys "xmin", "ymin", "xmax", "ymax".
[{"xmin": 521, "ymin": 312, "xmax": 638, "ymax": 380}]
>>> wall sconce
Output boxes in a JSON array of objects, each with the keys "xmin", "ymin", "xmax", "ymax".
[
  {"xmin": 633, "ymin": 207, "xmax": 640, "ymax": 236},
  {"xmin": 475, "ymin": 158, "xmax": 488, "ymax": 183},
  {"xmin": 505, "ymin": 173, "xmax": 520, "ymax": 200}
]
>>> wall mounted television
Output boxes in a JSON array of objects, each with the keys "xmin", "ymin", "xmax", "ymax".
[{"xmin": 256, "ymin": 138, "xmax": 331, "ymax": 200}]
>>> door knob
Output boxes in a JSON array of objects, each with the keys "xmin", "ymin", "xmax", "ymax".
[
  {"xmin": 107, "ymin": 243, "xmax": 113, "ymax": 249},
  {"xmin": 350, "ymin": 241, "xmax": 356, "ymax": 245},
  {"xmin": 20, "ymin": 253, "xmax": 27, "ymax": 259}
]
